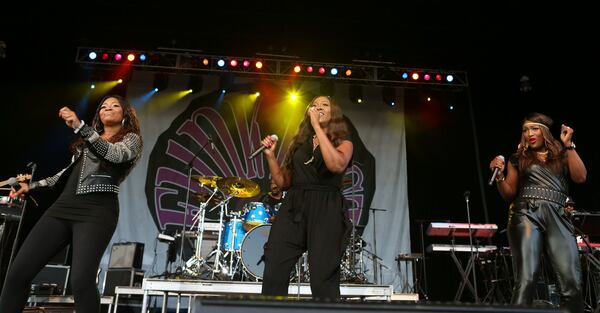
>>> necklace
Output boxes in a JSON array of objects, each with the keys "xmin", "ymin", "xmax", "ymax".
[{"xmin": 304, "ymin": 135, "xmax": 318, "ymax": 165}]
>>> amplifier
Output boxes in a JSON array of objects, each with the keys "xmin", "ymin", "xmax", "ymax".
[
  {"xmin": 30, "ymin": 264, "xmax": 70, "ymax": 296},
  {"xmin": 102, "ymin": 268, "xmax": 144, "ymax": 296},
  {"xmin": 108, "ymin": 242, "xmax": 144, "ymax": 269}
]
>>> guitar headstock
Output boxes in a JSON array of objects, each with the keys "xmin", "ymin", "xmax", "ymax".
[{"xmin": 15, "ymin": 174, "xmax": 32, "ymax": 182}]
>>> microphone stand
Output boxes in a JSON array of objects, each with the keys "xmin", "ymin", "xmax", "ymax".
[
  {"xmin": 464, "ymin": 190, "xmax": 479, "ymax": 303},
  {"xmin": 178, "ymin": 138, "xmax": 212, "ymax": 270},
  {"xmin": 4, "ymin": 162, "xmax": 36, "ymax": 285},
  {"xmin": 369, "ymin": 208, "xmax": 386, "ymax": 284}
]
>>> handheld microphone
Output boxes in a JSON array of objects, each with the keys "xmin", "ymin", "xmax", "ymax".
[
  {"xmin": 7, "ymin": 177, "xmax": 22, "ymax": 191},
  {"xmin": 488, "ymin": 155, "xmax": 505, "ymax": 185},
  {"xmin": 248, "ymin": 134, "xmax": 278, "ymax": 160}
]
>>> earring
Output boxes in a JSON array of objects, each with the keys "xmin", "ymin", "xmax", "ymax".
[{"xmin": 121, "ymin": 118, "xmax": 126, "ymax": 126}]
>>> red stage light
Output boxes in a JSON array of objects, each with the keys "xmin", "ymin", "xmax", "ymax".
[
  {"xmin": 306, "ymin": 66, "xmax": 314, "ymax": 73},
  {"xmin": 318, "ymin": 67, "xmax": 326, "ymax": 75},
  {"xmin": 230, "ymin": 60, "xmax": 238, "ymax": 67}
]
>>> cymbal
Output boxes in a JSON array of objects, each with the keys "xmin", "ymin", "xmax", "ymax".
[
  {"xmin": 191, "ymin": 175, "xmax": 222, "ymax": 188},
  {"xmin": 217, "ymin": 176, "xmax": 260, "ymax": 198}
]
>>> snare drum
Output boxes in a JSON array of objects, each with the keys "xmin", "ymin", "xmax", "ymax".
[{"xmin": 243, "ymin": 202, "xmax": 270, "ymax": 230}]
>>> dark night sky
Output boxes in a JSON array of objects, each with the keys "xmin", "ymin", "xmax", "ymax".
[{"xmin": 1, "ymin": 1, "xmax": 598, "ymax": 301}]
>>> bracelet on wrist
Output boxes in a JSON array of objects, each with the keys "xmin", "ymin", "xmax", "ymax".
[
  {"xmin": 495, "ymin": 175, "xmax": 505, "ymax": 183},
  {"xmin": 565, "ymin": 142, "xmax": 576, "ymax": 150}
]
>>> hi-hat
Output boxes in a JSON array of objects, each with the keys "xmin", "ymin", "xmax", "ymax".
[
  {"xmin": 191, "ymin": 175, "xmax": 222, "ymax": 188},
  {"xmin": 217, "ymin": 176, "xmax": 260, "ymax": 198}
]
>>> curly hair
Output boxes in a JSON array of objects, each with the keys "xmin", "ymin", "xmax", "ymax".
[
  {"xmin": 514, "ymin": 112, "xmax": 564, "ymax": 173},
  {"xmin": 282, "ymin": 95, "xmax": 349, "ymax": 170},
  {"xmin": 70, "ymin": 94, "xmax": 142, "ymax": 153}
]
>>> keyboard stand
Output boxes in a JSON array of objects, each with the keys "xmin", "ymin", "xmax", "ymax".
[{"xmin": 448, "ymin": 243, "xmax": 478, "ymax": 301}]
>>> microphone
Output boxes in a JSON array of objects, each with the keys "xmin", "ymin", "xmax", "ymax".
[
  {"xmin": 488, "ymin": 155, "xmax": 505, "ymax": 185},
  {"xmin": 463, "ymin": 190, "xmax": 470, "ymax": 201},
  {"xmin": 248, "ymin": 134, "xmax": 278, "ymax": 160},
  {"xmin": 7, "ymin": 177, "xmax": 22, "ymax": 191}
]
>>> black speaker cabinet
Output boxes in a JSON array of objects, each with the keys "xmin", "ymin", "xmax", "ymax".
[
  {"xmin": 30, "ymin": 264, "xmax": 70, "ymax": 296},
  {"xmin": 108, "ymin": 242, "xmax": 144, "ymax": 269},
  {"xmin": 102, "ymin": 268, "xmax": 144, "ymax": 296}
]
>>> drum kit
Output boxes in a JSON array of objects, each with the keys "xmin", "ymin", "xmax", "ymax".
[{"xmin": 181, "ymin": 175, "xmax": 370, "ymax": 283}]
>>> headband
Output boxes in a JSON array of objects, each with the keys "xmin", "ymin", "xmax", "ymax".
[{"xmin": 522, "ymin": 122, "xmax": 549, "ymax": 129}]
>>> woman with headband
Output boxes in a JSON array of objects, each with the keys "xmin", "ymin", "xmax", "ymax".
[{"xmin": 489, "ymin": 112, "xmax": 586, "ymax": 313}]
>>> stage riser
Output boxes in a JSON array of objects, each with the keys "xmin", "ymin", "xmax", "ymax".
[{"xmin": 194, "ymin": 299, "xmax": 561, "ymax": 313}]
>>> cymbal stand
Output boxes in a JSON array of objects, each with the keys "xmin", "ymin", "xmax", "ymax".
[
  {"xmin": 178, "ymin": 138, "xmax": 212, "ymax": 269},
  {"xmin": 209, "ymin": 194, "xmax": 235, "ymax": 278},
  {"xmin": 184, "ymin": 187, "xmax": 220, "ymax": 276}
]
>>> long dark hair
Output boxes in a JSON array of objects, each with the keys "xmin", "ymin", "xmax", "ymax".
[
  {"xmin": 70, "ymin": 94, "xmax": 142, "ymax": 153},
  {"xmin": 282, "ymin": 95, "xmax": 349, "ymax": 170},
  {"xmin": 514, "ymin": 112, "xmax": 564, "ymax": 173}
]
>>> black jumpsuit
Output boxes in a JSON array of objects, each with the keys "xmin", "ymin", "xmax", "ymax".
[
  {"xmin": 507, "ymin": 155, "xmax": 583, "ymax": 313},
  {"xmin": 261, "ymin": 137, "xmax": 351, "ymax": 300}
]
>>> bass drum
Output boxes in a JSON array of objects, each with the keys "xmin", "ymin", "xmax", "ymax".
[{"xmin": 240, "ymin": 224, "xmax": 271, "ymax": 280}]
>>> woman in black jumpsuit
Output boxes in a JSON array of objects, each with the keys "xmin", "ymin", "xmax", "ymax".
[
  {"xmin": 490, "ymin": 112, "xmax": 586, "ymax": 313},
  {"xmin": 0, "ymin": 95, "xmax": 142, "ymax": 313},
  {"xmin": 260, "ymin": 95, "xmax": 353, "ymax": 300}
]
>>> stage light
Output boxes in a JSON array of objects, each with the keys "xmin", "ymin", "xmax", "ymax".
[
  {"xmin": 446, "ymin": 74, "xmax": 454, "ymax": 82},
  {"xmin": 255, "ymin": 61, "xmax": 263, "ymax": 69},
  {"xmin": 330, "ymin": 68, "xmax": 338, "ymax": 76},
  {"xmin": 318, "ymin": 67, "xmax": 326, "ymax": 75},
  {"xmin": 255, "ymin": 92, "xmax": 260, "ymax": 97},
  {"xmin": 139, "ymin": 54, "xmax": 147, "ymax": 61},
  {"xmin": 435, "ymin": 74, "xmax": 442, "ymax": 81},
  {"xmin": 117, "ymin": 79, "xmax": 123, "ymax": 84},
  {"xmin": 424, "ymin": 74, "xmax": 431, "ymax": 81},
  {"xmin": 402, "ymin": 73, "xmax": 408, "ymax": 79},
  {"xmin": 243, "ymin": 60, "xmax": 250, "ymax": 67},
  {"xmin": 203, "ymin": 58, "xmax": 210, "ymax": 66},
  {"xmin": 229, "ymin": 59, "xmax": 238, "ymax": 67},
  {"xmin": 349, "ymin": 84, "xmax": 363, "ymax": 104},
  {"xmin": 90, "ymin": 84, "xmax": 95, "ymax": 89},
  {"xmin": 127, "ymin": 53, "xmax": 135, "ymax": 62},
  {"xmin": 153, "ymin": 73, "xmax": 169, "ymax": 92},
  {"xmin": 217, "ymin": 59, "xmax": 225, "ymax": 67},
  {"xmin": 88, "ymin": 52, "xmax": 97, "ymax": 60},
  {"xmin": 345, "ymin": 69, "xmax": 352, "ymax": 76},
  {"xmin": 293, "ymin": 65, "xmax": 301, "ymax": 73},
  {"xmin": 382, "ymin": 86, "xmax": 397, "ymax": 106},
  {"xmin": 114, "ymin": 53, "xmax": 122, "ymax": 61},
  {"xmin": 187, "ymin": 75, "xmax": 203, "ymax": 94},
  {"xmin": 306, "ymin": 66, "xmax": 314, "ymax": 73},
  {"xmin": 102, "ymin": 53, "xmax": 109, "ymax": 60},
  {"xmin": 411, "ymin": 73, "xmax": 419, "ymax": 80}
]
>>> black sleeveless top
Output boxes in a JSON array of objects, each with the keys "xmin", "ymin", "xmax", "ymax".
[{"xmin": 281, "ymin": 136, "xmax": 349, "ymax": 222}]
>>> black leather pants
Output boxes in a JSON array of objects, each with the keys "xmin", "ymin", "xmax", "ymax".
[{"xmin": 507, "ymin": 199, "xmax": 583, "ymax": 313}]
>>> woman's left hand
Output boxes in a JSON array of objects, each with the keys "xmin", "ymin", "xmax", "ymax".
[
  {"xmin": 560, "ymin": 124, "xmax": 574, "ymax": 146},
  {"xmin": 58, "ymin": 106, "xmax": 81, "ymax": 130},
  {"xmin": 308, "ymin": 107, "xmax": 321, "ymax": 129}
]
